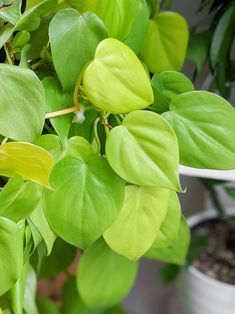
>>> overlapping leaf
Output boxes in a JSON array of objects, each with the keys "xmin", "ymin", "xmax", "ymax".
[
  {"xmin": 106, "ymin": 110, "xmax": 181, "ymax": 190},
  {"xmin": 83, "ymin": 38, "xmax": 153, "ymax": 114}
]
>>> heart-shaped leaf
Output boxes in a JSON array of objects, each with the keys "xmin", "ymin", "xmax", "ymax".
[
  {"xmin": 99, "ymin": 0, "xmax": 149, "ymax": 54},
  {"xmin": 151, "ymin": 191, "xmax": 181, "ymax": 248},
  {"xmin": 104, "ymin": 186, "xmax": 169, "ymax": 260},
  {"xmin": 151, "ymin": 71, "xmax": 194, "ymax": 113},
  {"xmin": 43, "ymin": 77, "xmax": 73, "ymax": 146},
  {"xmin": 0, "ymin": 142, "xmax": 53, "ymax": 187},
  {"xmin": 0, "ymin": 217, "xmax": 23, "ymax": 296},
  {"xmin": 77, "ymin": 238, "xmax": 138, "ymax": 308},
  {"xmin": 145, "ymin": 216, "xmax": 190, "ymax": 265},
  {"xmin": 0, "ymin": 176, "xmax": 40, "ymax": 222},
  {"xmin": 140, "ymin": 12, "xmax": 189, "ymax": 73},
  {"xmin": 106, "ymin": 110, "xmax": 181, "ymax": 190},
  {"xmin": 162, "ymin": 91, "xmax": 235, "ymax": 169},
  {"xmin": 0, "ymin": 64, "xmax": 45, "ymax": 142},
  {"xmin": 49, "ymin": 8, "xmax": 108, "ymax": 91},
  {"xmin": 43, "ymin": 156, "xmax": 125, "ymax": 248},
  {"xmin": 83, "ymin": 38, "xmax": 154, "ymax": 114}
]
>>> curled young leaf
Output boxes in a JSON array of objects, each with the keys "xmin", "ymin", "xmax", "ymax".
[{"xmin": 83, "ymin": 38, "xmax": 153, "ymax": 114}]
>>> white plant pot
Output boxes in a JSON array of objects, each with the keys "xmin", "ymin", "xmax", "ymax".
[{"xmin": 180, "ymin": 209, "xmax": 235, "ymax": 314}]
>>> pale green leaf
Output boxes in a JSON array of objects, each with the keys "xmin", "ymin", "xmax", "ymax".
[
  {"xmin": 162, "ymin": 91, "xmax": 235, "ymax": 169},
  {"xmin": 104, "ymin": 186, "xmax": 169, "ymax": 260},
  {"xmin": 145, "ymin": 216, "xmax": 190, "ymax": 265},
  {"xmin": 77, "ymin": 238, "xmax": 138, "ymax": 308},
  {"xmin": 0, "ymin": 142, "xmax": 54, "ymax": 187},
  {"xmin": 140, "ymin": 12, "xmax": 189, "ymax": 73},
  {"xmin": 0, "ymin": 0, "xmax": 21, "ymax": 24},
  {"xmin": 83, "ymin": 38, "xmax": 153, "ymax": 114},
  {"xmin": 151, "ymin": 71, "xmax": 194, "ymax": 113},
  {"xmin": 49, "ymin": 8, "xmax": 108, "ymax": 91},
  {"xmin": 151, "ymin": 191, "xmax": 181, "ymax": 248},
  {"xmin": 0, "ymin": 24, "xmax": 14, "ymax": 49},
  {"xmin": 106, "ymin": 110, "xmax": 181, "ymax": 190},
  {"xmin": 43, "ymin": 156, "xmax": 124, "ymax": 248},
  {"xmin": 35, "ymin": 134, "xmax": 63, "ymax": 162},
  {"xmin": 23, "ymin": 265, "xmax": 38, "ymax": 314},
  {"xmin": 0, "ymin": 64, "xmax": 45, "ymax": 142},
  {"xmin": 0, "ymin": 217, "xmax": 23, "ymax": 296}
]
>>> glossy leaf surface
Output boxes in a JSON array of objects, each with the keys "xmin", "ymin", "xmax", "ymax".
[
  {"xmin": 162, "ymin": 91, "xmax": 235, "ymax": 169},
  {"xmin": 151, "ymin": 71, "xmax": 194, "ymax": 113},
  {"xmin": 83, "ymin": 38, "xmax": 153, "ymax": 114},
  {"xmin": 43, "ymin": 156, "xmax": 124, "ymax": 248},
  {"xmin": 140, "ymin": 12, "xmax": 189, "ymax": 73},
  {"xmin": 0, "ymin": 217, "xmax": 23, "ymax": 296},
  {"xmin": 49, "ymin": 8, "xmax": 108, "ymax": 91},
  {"xmin": 0, "ymin": 142, "xmax": 53, "ymax": 187},
  {"xmin": 104, "ymin": 186, "xmax": 169, "ymax": 260},
  {"xmin": 77, "ymin": 238, "xmax": 138, "ymax": 308},
  {"xmin": 0, "ymin": 64, "xmax": 45, "ymax": 142},
  {"xmin": 106, "ymin": 110, "xmax": 181, "ymax": 190}
]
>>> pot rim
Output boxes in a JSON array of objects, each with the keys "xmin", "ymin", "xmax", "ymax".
[{"xmin": 187, "ymin": 208, "xmax": 235, "ymax": 290}]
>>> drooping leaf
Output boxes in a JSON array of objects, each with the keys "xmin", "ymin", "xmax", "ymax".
[
  {"xmin": 43, "ymin": 156, "xmax": 125, "ymax": 248},
  {"xmin": 145, "ymin": 216, "xmax": 190, "ymax": 265},
  {"xmin": 43, "ymin": 76, "xmax": 73, "ymax": 146},
  {"xmin": 83, "ymin": 38, "xmax": 153, "ymax": 114},
  {"xmin": 0, "ymin": 176, "xmax": 40, "ymax": 222},
  {"xmin": 162, "ymin": 91, "xmax": 235, "ymax": 169},
  {"xmin": 140, "ymin": 12, "xmax": 189, "ymax": 73},
  {"xmin": 15, "ymin": 0, "xmax": 58, "ymax": 32},
  {"xmin": 49, "ymin": 8, "xmax": 108, "ymax": 91},
  {"xmin": 0, "ymin": 64, "xmax": 45, "ymax": 142},
  {"xmin": 106, "ymin": 110, "xmax": 181, "ymax": 190},
  {"xmin": 0, "ymin": 23, "xmax": 14, "ymax": 49},
  {"xmin": 0, "ymin": 217, "xmax": 23, "ymax": 296},
  {"xmin": 187, "ymin": 31, "xmax": 211, "ymax": 74},
  {"xmin": 99, "ymin": 0, "xmax": 149, "ymax": 54},
  {"xmin": 104, "ymin": 186, "xmax": 169, "ymax": 260},
  {"xmin": 77, "ymin": 238, "xmax": 138, "ymax": 308},
  {"xmin": 151, "ymin": 191, "xmax": 181, "ymax": 248},
  {"xmin": 210, "ymin": 3, "xmax": 235, "ymax": 69},
  {"xmin": 151, "ymin": 71, "xmax": 194, "ymax": 113},
  {"xmin": 0, "ymin": 142, "xmax": 53, "ymax": 187},
  {"xmin": 29, "ymin": 195, "xmax": 57, "ymax": 255}
]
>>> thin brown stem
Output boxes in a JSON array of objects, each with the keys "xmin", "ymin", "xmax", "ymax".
[{"xmin": 45, "ymin": 106, "xmax": 78, "ymax": 119}]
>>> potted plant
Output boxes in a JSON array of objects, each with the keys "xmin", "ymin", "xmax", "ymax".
[{"xmin": 0, "ymin": 0, "xmax": 235, "ymax": 313}]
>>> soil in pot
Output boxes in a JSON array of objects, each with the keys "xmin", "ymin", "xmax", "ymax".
[{"xmin": 191, "ymin": 217, "xmax": 235, "ymax": 285}]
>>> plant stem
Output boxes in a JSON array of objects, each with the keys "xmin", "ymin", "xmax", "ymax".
[
  {"xmin": 44, "ymin": 122, "xmax": 55, "ymax": 134},
  {"xmin": 4, "ymin": 44, "xmax": 13, "ymax": 65},
  {"xmin": 1, "ymin": 137, "xmax": 8, "ymax": 145},
  {"xmin": 93, "ymin": 117, "xmax": 101, "ymax": 154},
  {"xmin": 45, "ymin": 106, "xmax": 78, "ymax": 119}
]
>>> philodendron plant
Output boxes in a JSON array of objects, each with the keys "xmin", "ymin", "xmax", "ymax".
[{"xmin": 0, "ymin": 0, "xmax": 235, "ymax": 313}]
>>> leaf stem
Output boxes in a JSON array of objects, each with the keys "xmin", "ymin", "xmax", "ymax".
[
  {"xmin": 45, "ymin": 106, "xmax": 78, "ymax": 119},
  {"xmin": 1, "ymin": 137, "xmax": 8, "ymax": 146},
  {"xmin": 93, "ymin": 117, "xmax": 101, "ymax": 154},
  {"xmin": 4, "ymin": 44, "xmax": 13, "ymax": 65}
]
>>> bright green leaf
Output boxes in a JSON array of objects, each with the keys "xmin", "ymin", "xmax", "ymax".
[
  {"xmin": 49, "ymin": 8, "xmax": 108, "ymax": 91},
  {"xmin": 145, "ymin": 216, "xmax": 190, "ymax": 265},
  {"xmin": 0, "ymin": 0, "xmax": 21, "ymax": 24},
  {"xmin": 0, "ymin": 217, "xmax": 23, "ymax": 296},
  {"xmin": 35, "ymin": 135, "xmax": 63, "ymax": 162},
  {"xmin": 12, "ymin": 30, "xmax": 31, "ymax": 54},
  {"xmin": 162, "ymin": 91, "xmax": 235, "ymax": 169},
  {"xmin": 151, "ymin": 191, "xmax": 181, "ymax": 248},
  {"xmin": 23, "ymin": 265, "xmax": 38, "ymax": 314},
  {"xmin": 43, "ymin": 156, "xmax": 124, "ymax": 248},
  {"xmin": 99, "ymin": 0, "xmax": 149, "ymax": 54},
  {"xmin": 104, "ymin": 186, "xmax": 169, "ymax": 260},
  {"xmin": 0, "ymin": 64, "xmax": 45, "ymax": 142},
  {"xmin": 43, "ymin": 76, "xmax": 73, "ymax": 146},
  {"xmin": 67, "ymin": 0, "xmax": 99, "ymax": 14},
  {"xmin": 83, "ymin": 38, "xmax": 153, "ymax": 114},
  {"xmin": 37, "ymin": 297, "xmax": 59, "ymax": 314},
  {"xmin": 0, "ymin": 176, "xmax": 40, "ymax": 222},
  {"xmin": 64, "ymin": 136, "xmax": 94, "ymax": 160},
  {"xmin": 106, "ymin": 110, "xmax": 181, "ymax": 190},
  {"xmin": 77, "ymin": 238, "xmax": 138, "ymax": 308},
  {"xmin": 151, "ymin": 71, "xmax": 194, "ymax": 113},
  {"xmin": 0, "ymin": 142, "xmax": 53, "ymax": 187},
  {"xmin": 140, "ymin": 12, "xmax": 189, "ymax": 73}
]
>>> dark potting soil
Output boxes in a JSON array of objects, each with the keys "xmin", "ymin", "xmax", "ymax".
[{"xmin": 192, "ymin": 218, "xmax": 235, "ymax": 285}]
